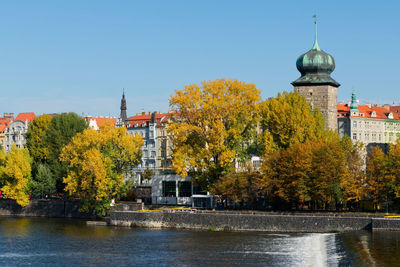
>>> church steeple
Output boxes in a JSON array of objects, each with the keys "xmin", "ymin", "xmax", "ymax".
[{"xmin": 120, "ymin": 90, "xmax": 127, "ymax": 123}]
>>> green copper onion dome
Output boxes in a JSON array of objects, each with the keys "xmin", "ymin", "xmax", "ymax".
[{"xmin": 292, "ymin": 22, "xmax": 340, "ymax": 87}]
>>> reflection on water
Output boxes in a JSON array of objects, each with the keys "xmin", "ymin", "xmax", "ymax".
[
  {"xmin": 0, "ymin": 217, "xmax": 399, "ymax": 266},
  {"xmin": 0, "ymin": 217, "xmax": 30, "ymax": 238},
  {"xmin": 340, "ymin": 230, "xmax": 400, "ymax": 266}
]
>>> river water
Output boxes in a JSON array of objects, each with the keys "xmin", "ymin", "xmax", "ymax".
[{"xmin": 0, "ymin": 217, "xmax": 399, "ymax": 266}]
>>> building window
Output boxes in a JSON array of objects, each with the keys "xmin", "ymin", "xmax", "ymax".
[
  {"xmin": 353, "ymin": 121, "xmax": 357, "ymax": 128},
  {"xmin": 162, "ymin": 181, "xmax": 176, "ymax": 197},
  {"xmin": 178, "ymin": 181, "xmax": 192, "ymax": 197},
  {"xmin": 253, "ymin": 160, "xmax": 261, "ymax": 168},
  {"xmin": 352, "ymin": 133, "xmax": 357, "ymax": 140},
  {"xmin": 151, "ymin": 151, "xmax": 156, "ymax": 158}
]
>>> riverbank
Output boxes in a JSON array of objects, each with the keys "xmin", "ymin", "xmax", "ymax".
[
  {"xmin": 110, "ymin": 210, "xmax": 400, "ymax": 232},
  {"xmin": 0, "ymin": 199, "xmax": 95, "ymax": 219}
]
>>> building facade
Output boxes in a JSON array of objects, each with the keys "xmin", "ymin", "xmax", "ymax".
[
  {"xmin": 4, "ymin": 112, "xmax": 36, "ymax": 152},
  {"xmin": 0, "ymin": 113, "xmax": 13, "ymax": 150},
  {"xmin": 125, "ymin": 111, "xmax": 172, "ymax": 184},
  {"xmin": 338, "ymin": 93, "xmax": 400, "ymax": 152},
  {"xmin": 292, "ymin": 22, "xmax": 340, "ymax": 130}
]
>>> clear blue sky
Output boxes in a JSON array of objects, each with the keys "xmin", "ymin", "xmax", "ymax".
[{"xmin": 0, "ymin": 1, "xmax": 399, "ymax": 117}]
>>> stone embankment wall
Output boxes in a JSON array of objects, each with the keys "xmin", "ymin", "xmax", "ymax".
[
  {"xmin": 110, "ymin": 211, "xmax": 400, "ymax": 232},
  {"xmin": 0, "ymin": 199, "xmax": 94, "ymax": 219}
]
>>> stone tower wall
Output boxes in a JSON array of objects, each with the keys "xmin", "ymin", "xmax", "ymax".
[{"xmin": 294, "ymin": 85, "xmax": 338, "ymax": 130}]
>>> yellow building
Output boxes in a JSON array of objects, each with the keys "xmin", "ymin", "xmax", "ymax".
[{"xmin": 156, "ymin": 114, "xmax": 173, "ymax": 173}]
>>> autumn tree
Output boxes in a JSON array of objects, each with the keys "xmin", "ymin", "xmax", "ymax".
[
  {"xmin": 386, "ymin": 142, "xmax": 400, "ymax": 198},
  {"xmin": 44, "ymin": 113, "xmax": 87, "ymax": 192},
  {"xmin": 365, "ymin": 146, "xmax": 390, "ymax": 208},
  {"xmin": 340, "ymin": 136, "xmax": 365, "ymax": 203},
  {"xmin": 259, "ymin": 91, "xmax": 325, "ymax": 150},
  {"xmin": 61, "ymin": 123, "xmax": 143, "ymax": 216},
  {"xmin": 308, "ymin": 136, "xmax": 349, "ymax": 208},
  {"xmin": 26, "ymin": 114, "xmax": 52, "ymax": 165},
  {"xmin": 0, "ymin": 144, "xmax": 32, "ymax": 206},
  {"xmin": 261, "ymin": 141, "xmax": 313, "ymax": 205},
  {"xmin": 169, "ymin": 79, "xmax": 261, "ymax": 189},
  {"xmin": 259, "ymin": 129, "xmax": 364, "ymax": 210},
  {"xmin": 211, "ymin": 171, "xmax": 262, "ymax": 207}
]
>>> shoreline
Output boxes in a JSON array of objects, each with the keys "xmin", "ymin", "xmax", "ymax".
[{"xmin": 110, "ymin": 210, "xmax": 400, "ymax": 232}]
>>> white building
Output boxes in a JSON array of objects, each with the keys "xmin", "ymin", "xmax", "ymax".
[
  {"xmin": 4, "ymin": 112, "xmax": 35, "ymax": 152},
  {"xmin": 126, "ymin": 111, "xmax": 171, "ymax": 184}
]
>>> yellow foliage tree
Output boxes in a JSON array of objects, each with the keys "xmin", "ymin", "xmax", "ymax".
[
  {"xmin": 259, "ymin": 91, "xmax": 325, "ymax": 150},
  {"xmin": 0, "ymin": 144, "xmax": 32, "ymax": 206},
  {"xmin": 211, "ymin": 171, "xmax": 262, "ymax": 207},
  {"xmin": 25, "ymin": 114, "xmax": 52, "ymax": 163},
  {"xmin": 365, "ymin": 146, "xmax": 390, "ymax": 208},
  {"xmin": 169, "ymin": 79, "xmax": 261, "ymax": 189},
  {"xmin": 60, "ymin": 123, "xmax": 143, "ymax": 215},
  {"xmin": 340, "ymin": 136, "xmax": 365, "ymax": 203},
  {"xmin": 260, "ymin": 132, "xmax": 364, "ymax": 210}
]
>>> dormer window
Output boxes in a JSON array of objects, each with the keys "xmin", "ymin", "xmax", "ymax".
[
  {"xmin": 134, "ymin": 123, "xmax": 138, "ymax": 127},
  {"xmin": 388, "ymin": 112, "xmax": 394, "ymax": 119},
  {"xmin": 142, "ymin": 122, "xmax": 146, "ymax": 127},
  {"xmin": 371, "ymin": 111, "xmax": 377, "ymax": 118}
]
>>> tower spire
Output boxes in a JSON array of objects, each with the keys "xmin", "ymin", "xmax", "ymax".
[
  {"xmin": 312, "ymin": 15, "xmax": 320, "ymax": 51},
  {"xmin": 120, "ymin": 89, "xmax": 127, "ymax": 124}
]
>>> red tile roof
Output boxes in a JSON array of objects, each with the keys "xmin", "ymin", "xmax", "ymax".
[
  {"xmin": 337, "ymin": 104, "xmax": 400, "ymax": 120},
  {"xmin": 126, "ymin": 113, "xmax": 170, "ymax": 127},
  {"xmin": 0, "ymin": 117, "xmax": 13, "ymax": 133},
  {"xmin": 15, "ymin": 112, "xmax": 36, "ymax": 123}
]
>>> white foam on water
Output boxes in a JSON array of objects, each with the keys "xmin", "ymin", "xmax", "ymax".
[
  {"xmin": 223, "ymin": 232, "xmax": 341, "ymax": 266},
  {"xmin": 305, "ymin": 233, "xmax": 329, "ymax": 267},
  {"xmin": 276, "ymin": 233, "xmax": 339, "ymax": 267},
  {"xmin": 0, "ymin": 252, "xmax": 59, "ymax": 258}
]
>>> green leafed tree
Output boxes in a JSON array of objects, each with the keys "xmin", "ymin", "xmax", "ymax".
[
  {"xmin": 44, "ymin": 113, "xmax": 88, "ymax": 192},
  {"xmin": 29, "ymin": 164, "xmax": 55, "ymax": 198}
]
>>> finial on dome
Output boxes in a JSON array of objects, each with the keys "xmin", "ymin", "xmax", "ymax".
[{"xmin": 312, "ymin": 15, "xmax": 320, "ymax": 51}]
